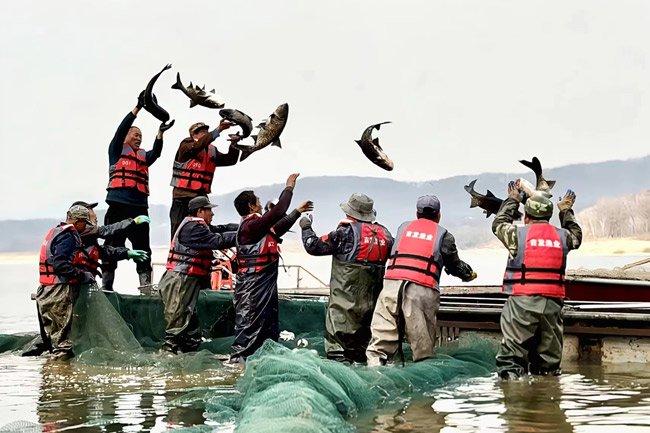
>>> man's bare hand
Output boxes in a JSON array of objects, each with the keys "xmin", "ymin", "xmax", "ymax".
[
  {"xmin": 286, "ymin": 173, "xmax": 300, "ymax": 189},
  {"xmin": 296, "ymin": 201, "xmax": 314, "ymax": 213},
  {"xmin": 217, "ymin": 119, "xmax": 234, "ymax": 133}
]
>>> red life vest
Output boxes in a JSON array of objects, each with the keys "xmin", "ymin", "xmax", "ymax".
[
  {"xmin": 236, "ymin": 214, "xmax": 280, "ymax": 274},
  {"xmin": 166, "ymin": 217, "xmax": 215, "ymax": 277},
  {"xmin": 39, "ymin": 224, "xmax": 79, "ymax": 285},
  {"xmin": 334, "ymin": 219, "xmax": 391, "ymax": 264},
  {"xmin": 170, "ymin": 144, "xmax": 218, "ymax": 194},
  {"xmin": 385, "ymin": 219, "xmax": 446, "ymax": 289},
  {"xmin": 107, "ymin": 144, "xmax": 149, "ymax": 195},
  {"xmin": 503, "ymin": 223, "xmax": 568, "ymax": 298},
  {"xmin": 72, "ymin": 244, "xmax": 101, "ymax": 276}
]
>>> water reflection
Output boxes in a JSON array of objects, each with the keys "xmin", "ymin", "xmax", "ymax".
[{"xmin": 377, "ymin": 364, "xmax": 650, "ymax": 433}]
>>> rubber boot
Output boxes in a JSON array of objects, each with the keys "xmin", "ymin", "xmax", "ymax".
[
  {"xmin": 138, "ymin": 271, "xmax": 153, "ymax": 295},
  {"xmin": 102, "ymin": 270, "xmax": 115, "ymax": 291}
]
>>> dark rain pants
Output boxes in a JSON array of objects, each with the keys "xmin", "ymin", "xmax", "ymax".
[
  {"xmin": 169, "ymin": 197, "xmax": 192, "ymax": 239},
  {"xmin": 325, "ymin": 259, "xmax": 384, "ymax": 363},
  {"xmin": 158, "ymin": 270, "xmax": 208, "ymax": 353},
  {"xmin": 496, "ymin": 295, "xmax": 564, "ymax": 377},
  {"xmin": 102, "ymin": 203, "xmax": 152, "ymax": 284},
  {"xmin": 231, "ymin": 264, "xmax": 280, "ymax": 361},
  {"xmin": 35, "ymin": 283, "xmax": 78, "ymax": 356}
]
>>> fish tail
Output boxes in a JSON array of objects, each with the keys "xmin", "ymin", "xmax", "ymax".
[{"xmin": 171, "ymin": 72, "xmax": 183, "ymax": 90}]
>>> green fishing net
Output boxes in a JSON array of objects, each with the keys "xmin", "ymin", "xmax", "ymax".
[{"xmin": 192, "ymin": 337, "xmax": 497, "ymax": 433}]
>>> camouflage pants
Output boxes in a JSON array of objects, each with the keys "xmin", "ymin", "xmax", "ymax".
[
  {"xmin": 496, "ymin": 295, "xmax": 563, "ymax": 377},
  {"xmin": 366, "ymin": 279, "xmax": 440, "ymax": 366},
  {"xmin": 35, "ymin": 283, "xmax": 77, "ymax": 356},
  {"xmin": 158, "ymin": 270, "xmax": 207, "ymax": 353}
]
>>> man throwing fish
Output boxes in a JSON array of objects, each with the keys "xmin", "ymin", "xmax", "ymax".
[
  {"xmin": 365, "ymin": 195, "xmax": 476, "ymax": 366},
  {"xmin": 230, "ymin": 173, "xmax": 313, "ymax": 362},
  {"xmin": 492, "ymin": 181, "xmax": 582, "ymax": 379},
  {"xmin": 103, "ymin": 93, "xmax": 174, "ymax": 291},
  {"xmin": 169, "ymin": 120, "xmax": 242, "ymax": 237},
  {"xmin": 301, "ymin": 193, "xmax": 393, "ymax": 363}
]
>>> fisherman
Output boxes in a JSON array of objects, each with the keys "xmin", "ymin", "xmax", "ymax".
[
  {"xmin": 365, "ymin": 195, "xmax": 477, "ymax": 366},
  {"xmin": 36, "ymin": 205, "xmax": 96, "ymax": 359},
  {"xmin": 169, "ymin": 120, "xmax": 242, "ymax": 237},
  {"xmin": 492, "ymin": 181, "xmax": 582, "ymax": 379},
  {"xmin": 230, "ymin": 174, "xmax": 313, "ymax": 362},
  {"xmin": 103, "ymin": 94, "xmax": 174, "ymax": 291},
  {"xmin": 300, "ymin": 193, "xmax": 393, "ymax": 363},
  {"xmin": 71, "ymin": 201, "xmax": 150, "ymax": 284},
  {"xmin": 159, "ymin": 196, "xmax": 238, "ymax": 353}
]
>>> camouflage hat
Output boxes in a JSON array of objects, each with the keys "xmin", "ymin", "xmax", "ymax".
[
  {"xmin": 189, "ymin": 122, "xmax": 209, "ymax": 135},
  {"xmin": 67, "ymin": 205, "xmax": 93, "ymax": 224},
  {"xmin": 524, "ymin": 194, "xmax": 553, "ymax": 218}
]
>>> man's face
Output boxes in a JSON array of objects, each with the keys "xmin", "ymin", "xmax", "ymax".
[
  {"xmin": 251, "ymin": 196, "xmax": 262, "ymax": 214},
  {"xmin": 73, "ymin": 220, "xmax": 88, "ymax": 233},
  {"xmin": 198, "ymin": 207, "xmax": 214, "ymax": 225},
  {"xmin": 191, "ymin": 128, "xmax": 209, "ymax": 142},
  {"xmin": 88, "ymin": 209, "xmax": 98, "ymax": 226},
  {"xmin": 125, "ymin": 127, "xmax": 142, "ymax": 148}
]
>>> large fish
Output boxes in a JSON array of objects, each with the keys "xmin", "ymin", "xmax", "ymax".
[
  {"xmin": 233, "ymin": 103, "xmax": 289, "ymax": 162},
  {"xmin": 219, "ymin": 108, "xmax": 253, "ymax": 138},
  {"xmin": 464, "ymin": 179, "xmax": 522, "ymax": 219},
  {"xmin": 355, "ymin": 122, "xmax": 394, "ymax": 171},
  {"xmin": 143, "ymin": 64, "xmax": 172, "ymax": 122},
  {"xmin": 519, "ymin": 157, "xmax": 556, "ymax": 194},
  {"xmin": 171, "ymin": 73, "xmax": 225, "ymax": 109}
]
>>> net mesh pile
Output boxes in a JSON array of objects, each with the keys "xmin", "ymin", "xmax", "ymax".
[{"xmin": 195, "ymin": 337, "xmax": 496, "ymax": 433}]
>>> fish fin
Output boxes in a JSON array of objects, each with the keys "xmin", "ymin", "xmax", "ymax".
[
  {"xmin": 373, "ymin": 121, "xmax": 392, "ymax": 130},
  {"xmin": 235, "ymin": 145, "xmax": 253, "ymax": 161},
  {"xmin": 171, "ymin": 72, "xmax": 183, "ymax": 90},
  {"xmin": 250, "ymin": 135, "xmax": 258, "ymax": 143},
  {"xmin": 469, "ymin": 197, "xmax": 479, "ymax": 208},
  {"xmin": 464, "ymin": 179, "xmax": 477, "ymax": 193},
  {"xmin": 189, "ymin": 81, "xmax": 193, "ymax": 88},
  {"xmin": 271, "ymin": 138, "xmax": 282, "ymax": 148},
  {"xmin": 355, "ymin": 139, "xmax": 363, "ymax": 146},
  {"xmin": 371, "ymin": 137, "xmax": 383, "ymax": 150},
  {"xmin": 190, "ymin": 100, "xmax": 198, "ymax": 108},
  {"xmin": 546, "ymin": 180, "xmax": 556, "ymax": 190},
  {"xmin": 211, "ymin": 89, "xmax": 215, "ymax": 93},
  {"xmin": 486, "ymin": 190, "xmax": 496, "ymax": 198},
  {"xmin": 256, "ymin": 121, "xmax": 267, "ymax": 129}
]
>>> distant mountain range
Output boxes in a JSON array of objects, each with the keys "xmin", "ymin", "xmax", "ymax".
[{"xmin": 1, "ymin": 155, "xmax": 648, "ymax": 252}]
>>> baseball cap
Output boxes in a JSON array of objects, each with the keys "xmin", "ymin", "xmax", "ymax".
[
  {"xmin": 189, "ymin": 122, "xmax": 209, "ymax": 135},
  {"xmin": 71, "ymin": 200, "xmax": 98, "ymax": 209},
  {"xmin": 416, "ymin": 195, "xmax": 441, "ymax": 213},
  {"xmin": 67, "ymin": 205, "xmax": 93, "ymax": 223},
  {"xmin": 188, "ymin": 196, "xmax": 218, "ymax": 212}
]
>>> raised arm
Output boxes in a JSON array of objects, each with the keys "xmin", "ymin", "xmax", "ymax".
[
  {"xmin": 557, "ymin": 190, "xmax": 582, "ymax": 251},
  {"xmin": 492, "ymin": 181, "xmax": 522, "ymax": 257}
]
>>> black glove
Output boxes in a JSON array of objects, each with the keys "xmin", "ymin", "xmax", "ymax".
[
  {"xmin": 137, "ymin": 90, "xmax": 146, "ymax": 109},
  {"xmin": 159, "ymin": 119, "xmax": 175, "ymax": 133},
  {"xmin": 299, "ymin": 214, "xmax": 313, "ymax": 230}
]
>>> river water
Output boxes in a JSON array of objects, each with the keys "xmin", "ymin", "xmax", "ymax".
[{"xmin": 1, "ymin": 249, "xmax": 649, "ymax": 432}]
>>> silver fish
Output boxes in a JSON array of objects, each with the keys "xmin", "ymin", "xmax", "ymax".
[
  {"xmin": 171, "ymin": 72, "xmax": 225, "ymax": 109},
  {"xmin": 234, "ymin": 103, "xmax": 288, "ymax": 161},
  {"xmin": 355, "ymin": 121, "xmax": 394, "ymax": 171},
  {"xmin": 219, "ymin": 108, "xmax": 253, "ymax": 138}
]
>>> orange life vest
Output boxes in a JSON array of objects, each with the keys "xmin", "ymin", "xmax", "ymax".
[
  {"xmin": 385, "ymin": 218, "xmax": 446, "ymax": 289},
  {"xmin": 170, "ymin": 145, "xmax": 218, "ymax": 194},
  {"xmin": 502, "ymin": 223, "xmax": 568, "ymax": 298},
  {"xmin": 333, "ymin": 219, "xmax": 391, "ymax": 264},
  {"xmin": 166, "ymin": 217, "xmax": 214, "ymax": 277},
  {"xmin": 236, "ymin": 214, "xmax": 280, "ymax": 274},
  {"xmin": 107, "ymin": 144, "xmax": 149, "ymax": 195},
  {"xmin": 39, "ymin": 224, "xmax": 79, "ymax": 285}
]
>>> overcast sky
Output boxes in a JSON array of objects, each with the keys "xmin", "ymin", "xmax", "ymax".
[{"xmin": 1, "ymin": 0, "xmax": 648, "ymax": 219}]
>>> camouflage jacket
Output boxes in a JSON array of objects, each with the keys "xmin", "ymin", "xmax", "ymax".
[{"xmin": 492, "ymin": 198, "xmax": 582, "ymax": 258}]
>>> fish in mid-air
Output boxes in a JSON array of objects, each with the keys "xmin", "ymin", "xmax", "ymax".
[
  {"xmin": 519, "ymin": 157, "xmax": 556, "ymax": 195},
  {"xmin": 233, "ymin": 103, "xmax": 289, "ymax": 161},
  {"xmin": 464, "ymin": 179, "xmax": 522, "ymax": 219},
  {"xmin": 219, "ymin": 108, "xmax": 253, "ymax": 138},
  {"xmin": 171, "ymin": 73, "xmax": 225, "ymax": 109},
  {"xmin": 143, "ymin": 64, "xmax": 172, "ymax": 123},
  {"xmin": 355, "ymin": 122, "xmax": 394, "ymax": 171}
]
